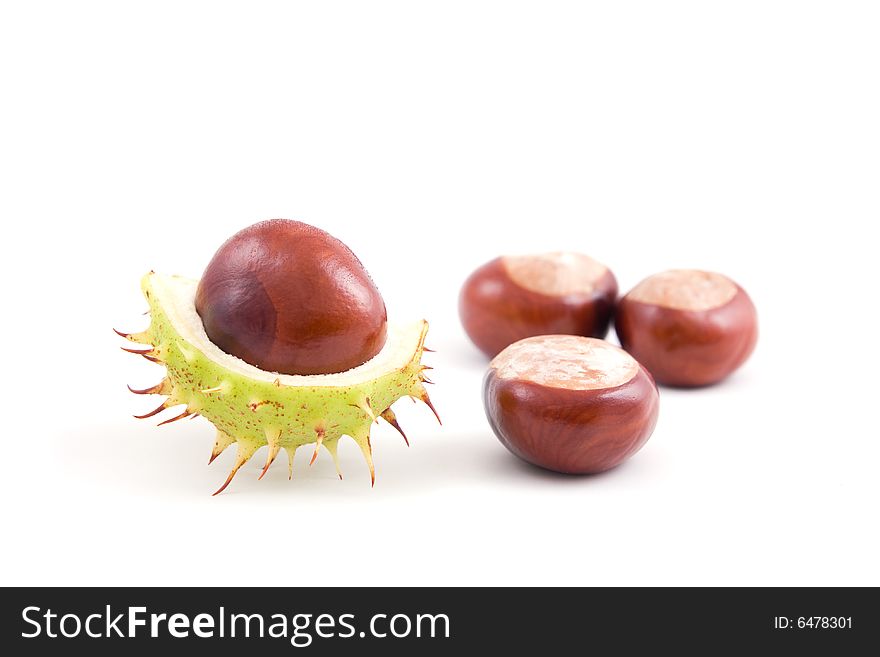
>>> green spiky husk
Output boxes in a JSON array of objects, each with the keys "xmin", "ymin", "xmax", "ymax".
[{"xmin": 121, "ymin": 272, "xmax": 437, "ymax": 494}]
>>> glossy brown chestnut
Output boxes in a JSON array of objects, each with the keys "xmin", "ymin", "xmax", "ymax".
[
  {"xmin": 615, "ymin": 269, "xmax": 758, "ymax": 387},
  {"xmin": 195, "ymin": 219, "xmax": 387, "ymax": 376},
  {"xmin": 483, "ymin": 335, "xmax": 659, "ymax": 474},
  {"xmin": 459, "ymin": 252, "xmax": 618, "ymax": 358}
]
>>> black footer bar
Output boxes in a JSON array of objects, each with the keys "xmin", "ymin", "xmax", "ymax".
[{"xmin": 1, "ymin": 586, "xmax": 875, "ymax": 654}]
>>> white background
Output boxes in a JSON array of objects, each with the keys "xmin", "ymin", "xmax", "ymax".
[{"xmin": 1, "ymin": 1, "xmax": 878, "ymax": 587}]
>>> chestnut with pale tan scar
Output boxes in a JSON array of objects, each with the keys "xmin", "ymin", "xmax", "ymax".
[
  {"xmin": 459, "ymin": 252, "xmax": 618, "ymax": 358},
  {"xmin": 483, "ymin": 335, "xmax": 659, "ymax": 474},
  {"xmin": 615, "ymin": 269, "xmax": 758, "ymax": 387}
]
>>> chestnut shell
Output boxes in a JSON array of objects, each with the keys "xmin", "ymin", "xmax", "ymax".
[
  {"xmin": 195, "ymin": 219, "xmax": 387, "ymax": 376},
  {"xmin": 483, "ymin": 354, "xmax": 659, "ymax": 475},
  {"xmin": 459, "ymin": 257, "xmax": 618, "ymax": 358},
  {"xmin": 615, "ymin": 284, "xmax": 758, "ymax": 387}
]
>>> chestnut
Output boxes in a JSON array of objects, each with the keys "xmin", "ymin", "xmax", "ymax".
[
  {"xmin": 615, "ymin": 269, "xmax": 758, "ymax": 387},
  {"xmin": 195, "ymin": 219, "xmax": 387, "ymax": 376},
  {"xmin": 459, "ymin": 252, "xmax": 618, "ymax": 358},
  {"xmin": 483, "ymin": 335, "xmax": 659, "ymax": 474}
]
